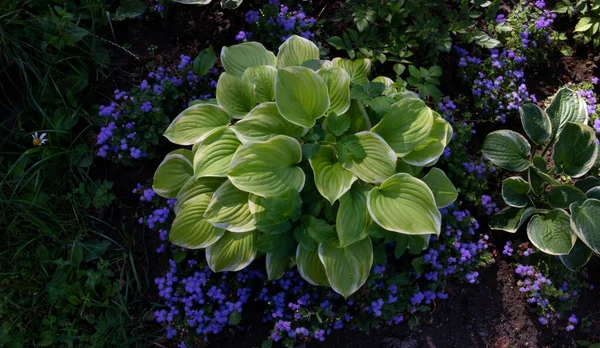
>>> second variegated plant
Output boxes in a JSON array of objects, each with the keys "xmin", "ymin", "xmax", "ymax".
[{"xmin": 152, "ymin": 35, "xmax": 457, "ymax": 297}]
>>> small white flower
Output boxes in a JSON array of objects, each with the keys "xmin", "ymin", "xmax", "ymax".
[{"xmin": 32, "ymin": 132, "xmax": 48, "ymax": 146}]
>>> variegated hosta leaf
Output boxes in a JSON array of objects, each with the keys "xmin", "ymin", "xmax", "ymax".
[
  {"xmin": 277, "ymin": 35, "xmax": 320, "ymax": 68},
  {"xmin": 296, "ymin": 244, "xmax": 329, "ymax": 286},
  {"xmin": 367, "ymin": 173, "xmax": 441, "ymax": 235},
  {"xmin": 527, "ymin": 209, "xmax": 576, "ymax": 255},
  {"xmin": 371, "ymin": 98, "xmax": 434, "ymax": 157},
  {"xmin": 317, "ymin": 66, "xmax": 351, "ymax": 115},
  {"xmin": 170, "ymin": 194, "xmax": 225, "ymax": 249},
  {"xmin": 547, "ymin": 184, "xmax": 587, "ymax": 209},
  {"xmin": 332, "ymin": 57, "xmax": 371, "ymax": 85},
  {"xmin": 275, "ymin": 66, "xmax": 330, "ymax": 128},
  {"xmin": 220, "ymin": 42, "xmax": 277, "ymax": 78},
  {"xmin": 560, "ymin": 240, "xmax": 593, "ymax": 271},
  {"xmin": 266, "ymin": 253, "xmax": 293, "ymax": 281},
  {"xmin": 231, "ymin": 103, "xmax": 306, "ymax": 143},
  {"xmin": 570, "ymin": 199, "xmax": 600, "ymax": 253},
  {"xmin": 216, "ymin": 72, "xmax": 256, "ymax": 118},
  {"xmin": 372, "ymin": 76, "xmax": 397, "ymax": 96},
  {"xmin": 586, "ymin": 186, "xmax": 600, "ymax": 200},
  {"xmin": 242, "ymin": 65, "xmax": 277, "ymax": 103},
  {"xmin": 421, "ymin": 168, "xmax": 458, "ymax": 208},
  {"xmin": 308, "ymin": 145, "xmax": 356, "ymax": 205},
  {"xmin": 206, "ymin": 230, "xmax": 259, "ymax": 272},
  {"xmin": 546, "ymin": 87, "xmax": 588, "ymax": 139},
  {"xmin": 519, "ymin": 103, "xmax": 551, "ymax": 145},
  {"xmin": 163, "ymin": 104, "xmax": 230, "ymax": 145},
  {"xmin": 203, "ymin": 180, "xmax": 256, "ymax": 232},
  {"xmin": 174, "ymin": 177, "xmax": 225, "ymax": 214},
  {"xmin": 318, "ymin": 237, "xmax": 373, "ymax": 298},
  {"xmin": 193, "ymin": 128, "xmax": 241, "ymax": 178},
  {"xmin": 481, "ymin": 130, "xmax": 531, "ymax": 172},
  {"xmin": 153, "ymin": 149, "xmax": 194, "ymax": 198},
  {"xmin": 490, "ymin": 206, "xmax": 537, "ymax": 233},
  {"xmin": 501, "ymin": 176, "xmax": 530, "ymax": 208},
  {"xmin": 344, "ymin": 99, "xmax": 371, "ymax": 133},
  {"xmin": 553, "ymin": 122, "xmax": 598, "ymax": 178},
  {"xmin": 228, "ymin": 135, "xmax": 306, "ymax": 197},
  {"xmin": 402, "ymin": 112, "xmax": 452, "ymax": 166},
  {"xmin": 340, "ymin": 132, "xmax": 397, "ymax": 184},
  {"xmin": 336, "ymin": 184, "xmax": 371, "ymax": 247}
]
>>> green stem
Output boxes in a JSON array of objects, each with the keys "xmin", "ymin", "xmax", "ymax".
[{"xmin": 540, "ymin": 138, "xmax": 554, "ymax": 157}]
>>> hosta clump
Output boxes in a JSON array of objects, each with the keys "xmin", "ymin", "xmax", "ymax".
[
  {"xmin": 482, "ymin": 87, "xmax": 600, "ymax": 270},
  {"xmin": 153, "ymin": 35, "xmax": 457, "ymax": 298}
]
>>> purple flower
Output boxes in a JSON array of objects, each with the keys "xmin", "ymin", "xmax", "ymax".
[{"xmin": 140, "ymin": 101, "xmax": 153, "ymax": 112}]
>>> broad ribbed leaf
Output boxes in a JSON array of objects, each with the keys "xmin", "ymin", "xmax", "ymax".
[
  {"xmin": 575, "ymin": 176, "xmax": 600, "ymax": 192},
  {"xmin": 553, "ymin": 122, "xmax": 598, "ymax": 178},
  {"xmin": 309, "ymin": 145, "xmax": 357, "ymax": 204},
  {"xmin": 570, "ymin": 199, "xmax": 600, "ymax": 253},
  {"xmin": 277, "ymin": 35, "xmax": 320, "ymax": 68},
  {"xmin": 231, "ymin": 103, "xmax": 306, "ymax": 143},
  {"xmin": 345, "ymin": 99, "xmax": 371, "ymax": 133},
  {"xmin": 372, "ymin": 76, "xmax": 396, "ymax": 96},
  {"xmin": 586, "ymin": 186, "xmax": 600, "ymax": 200},
  {"xmin": 319, "ymin": 237, "xmax": 373, "ymax": 298},
  {"xmin": 371, "ymin": 98, "xmax": 434, "ymax": 157},
  {"xmin": 296, "ymin": 244, "xmax": 329, "ymax": 286},
  {"xmin": 266, "ymin": 253, "xmax": 292, "ymax": 280},
  {"xmin": 206, "ymin": 231, "xmax": 259, "ymax": 272},
  {"xmin": 204, "ymin": 180, "xmax": 256, "ymax": 232},
  {"xmin": 193, "ymin": 128, "xmax": 241, "ymax": 178},
  {"xmin": 481, "ymin": 130, "xmax": 531, "ymax": 172},
  {"xmin": 528, "ymin": 167, "xmax": 545, "ymax": 195},
  {"xmin": 242, "ymin": 65, "xmax": 277, "ymax": 103},
  {"xmin": 548, "ymin": 185, "xmax": 587, "ymax": 209},
  {"xmin": 519, "ymin": 103, "xmax": 551, "ymax": 145},
  {"xmin": 527, "ymin": 209, "xmax": 576, "ymax": 255},
  {"xmin": 317, "ymin": 66, "xmax": 351, "ymax": 115},
  {"xmin": 340, "ymin": 132, "xmax": 397, "ymax": 184},
  {"xmin": 163, "ymin": 104, "xmax": 230, "ymax": 145},
  {"xmin": 367, "ymin": 173, "xmax": 441, "ymax": 235},
  {"xmin": 170, "ymin": 194, "xmax": 225, "ymax": 248},
  {"xmin": 275, "ymin": 66, "xmax": 330, "ymax": 128},
  {"xmin": 228, "ymin": 136, "xmax": 305, "ymax": 197},
  {"xmin": 502, "ymin": 177, "xmax": 530, "ymax": 208},
  {"xmin": 422, "ymin": 168, "xmax": 458, "ymax": 208},
  {"xmin": 174, "ymin": 177, "xmax": 225, "ymax": 214},
  {"xmin": 332, "ymin": 57, "xmax": 371, "ymax": 84},
  {"xmin": 560, "ymin": 240, "xmax": 593, "ymax": 271},
  {"xmin": 216, "ymin": 72, "xmax": 256, "ymax": 118},
  {"xmin": 490, "ymin": 206, "xmax": 536, "ymax": 233},
  {"xmin": 221, "ymin": 42, "xmax": 277, "ymax": 78},
  {"xmin": 547, "ymin": 88, "xmax": 588, "ymax": 139},
  {"xmin": 153, "ymin": 149, "xmax": 194, "ymax": 198},
  {"xmin": 336, "ymin": 184, "xmax": 371, "ymax": 247},
  {"xmin": 402, "ymin": 113, "xmax": 452, "ymax": 166}
]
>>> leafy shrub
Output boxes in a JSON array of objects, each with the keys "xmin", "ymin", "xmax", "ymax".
[
  {"xmin": 557, "ymin": 0, "xmax": 600, "ymax": 48},
  {"xmin": 482, "ymin": 87, "xmax": 600, "ymax": 270},
  {"xmin": 152, "ymin": 35, "xmax": 457, "ymax": 298}
]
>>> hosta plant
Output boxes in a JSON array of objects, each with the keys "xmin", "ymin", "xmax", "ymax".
[
  {"xmin": 152, "ymin": 35, "xmax": 457, "ymax": 298},
  {"xmin": 482, "ymin": 88, "xmax": 600, "ymax": 271}
]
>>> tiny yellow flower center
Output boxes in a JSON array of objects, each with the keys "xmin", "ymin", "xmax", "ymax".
[{"xmin": 33, "ymin": 139, "xmax": 42, "ymax": 146}]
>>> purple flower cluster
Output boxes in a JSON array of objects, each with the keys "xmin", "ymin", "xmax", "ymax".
[
  {"xmin": 481, "ymin": 195, "xmax": 499, "ymax": 215},
  {"xmin": 462, "ymin": 158, "xmax": 495, "ymax": 178},
  {"xmin": 502, "ymin": 241, "xmax": 514, "ymax": 256},
  {"xmin": 571, "ymin": 80, "xmax": 600, "ymax": 132}
]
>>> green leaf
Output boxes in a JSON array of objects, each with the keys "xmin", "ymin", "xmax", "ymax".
[
  {"xmin": 170, "ymin": 194, "xmax": 225, "ymax": 248},
  {"xmin": 304, "ymin": 216, "xmax": 337, "ymax": 244},
  {"xmin": 429, "ymin": 66, "xmax": 442, "ymax": 77},
  {"xmin": 229, "ymin": 311, "xmax": 242, "ymax": 325},
  {"xmin": 174, "ymin": 177, "xmax": 225, "ymax": 214},
  {"xmin": 296, "ymin": 244, "xmax": 329, "ymax": 286},
  {"xmin": 163, "ymin": 104, "xmax": 230, "ymax": 145},
  {"xmin": 206, "ymin": 231, "xmax": 259, "ymax": 272},
  {"xmin": 249, "ymin": 190, "xmax": 302, "ymax": 228},
  {"xmin": 481, "ymin": 130, "xmax": 531, "ymax": 172},
  {"xmin": 294, "ymin": 226, "xmax": 318, "ymax": 251},
  {"xmin": 277, "ymin": 35, "xmax": 320, "ymax": 67},
  {"xmin": 153, "ymin": 149, "xmax": 194, "ymax": 198},
  {"xmin": 228, "ymin": 135, "xmax": 305, "ymax": 197},
  {"xmin": 340, "ymin": 132, "xmax": 397, "ymax": 184},
  {"xmin": 216, "ymin": 72, "xmax": 256, "ymax": 118},
  {"xmin": 193, "ymin": 46, "xmax": 216, "ymax": 77},
  {"xmin": 421, "ymin": 168, "xmax": 458, "ymax": 208},
  {"xmin": 275, "ymin": 66, "xmax": 330, "ymax": 128},
  {"xmin": 570, "ymin": 199, "xmax": 600, "ymax": 253},
  {"xmin": 193, "ymin": 128, "xmax": 241, "ymax": 178},
  {"xmin": 326, "ymin": 36, "xmax": 346, "ymax": 50},
  {"xmin": 586, "ymin": 186, "xmax": 600, "ymax": 200},
  {"xmin": 547, "ymin": 88, "xmax": 588, "ymax": 139},
  {"xmin": 221, "ymin": 42, "xmax": 277, "ymax": 78},
  {"xmin": 575, "ymin": 176, "xmax": 600, "ymax": 192},
  {"xmin": 332, "ymin": 58, "xmax": 372, "ymax": 85},
  {"xmin": 490, "ymin": 207, "xmax": 537, "ymax": 233},
  {"xmin": 266, "ymin": 253, "xmax": 291, "ymax": 280},
  {"xmin": 502, "ymin": 176, "xmax": 530, "ymax": 208},
  {"xmin": 527, "ymin": 209, "xmax": 576, "ymax": 255},
  {"xmin": 242, "ymin": 65, "xmax": 277, "ymax": 103},
  {"xmin": 548, "ymin": 185, "xmax": 587, "ymax": 209},
  {"xmin": 221, "ymin": 0, "xmax": 243, "ymax": 9},
  {"xmin": 371, "ymin": 98, "xmax": 434, "ymax": 157},
  {"xmin": 336, "ymin": 184, "xmax": 371, "ymax": 247},
  {"xmin": 318, "ymin": 66, "xmax": 351, "ymax": 115},
  {"xmin": 113, "ymin": 0, "xmax": 147, "ymax": 21},
  {"xmin": 318, "ymin": 237, "xmax": 373, "ymax": 298},
  {"xmin": 372, "ymin": 76, "xmax": 397, "ymax": 96},
  {"xmin": 560, "ymin": 240, "xmax": 593, "ymax": 271},
  {"xmin": 553, "ymin": 122, "xmax": 598, "ymax": 178},
  {"xmin": 344, "ymin": 99, "xmax": 371, "ymax": 133},
  {"xmin": 519, "ymin": 103, "xmax": 551, "ymax": 145},
  {"xmin": 575, "ymin": 17, "xmax": 594, "ymax": 32},
  {"xmin": 308, "ymin": 145, "xmax": 356, "ymax": 204},
  {"xmin": 367, "ymin": 173, "xmax": 441, "ymax": 235},
  {"xmin": 402, "ymin": 112, "xmax": 452, "ymax": 166},
  {"xmin": 326, "ymin": 113, "xmax": 351, "ymax": 136},
  {"xmin": 231, "ymin": 103, "xmax": 306, "ymax": 143},
  {"xmin": 203, "ymin": 180, "xmax": 256, "ymax": 232}
]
